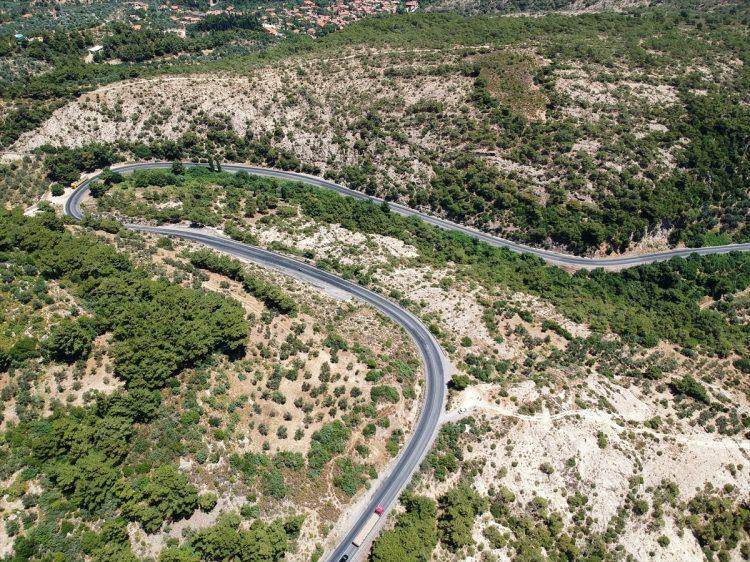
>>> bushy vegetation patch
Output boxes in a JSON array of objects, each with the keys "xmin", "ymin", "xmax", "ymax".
[
  {"xmin": 686, "ymin": 488, "xmax": 750, "ymax": 559},
  {"xmin": 307, "ymin": 420, "xmax": 350, "ymax": 475},
  {"xmin": 279, "ymin": 181, "xmax": 750, "ymax": 355},
  {"xmin": 175, "ymin": 512, "xmax": 301, "ymax": 562},
  {"xmin": 371, "ymin": 493, "xmax": 439, "ymax": 562},
  {"xmin": 186, "ymin": 249, "xmax": 297, "ymax": 315},
  {"xmin": 0, "ymin": 210, "xmax": 261, "ymax": 559},
  {"xmin": 93, "ymin": 165, "xmax": 750, "ymax": 355},
  {"xmin": 0, "ymin": 209, "xmax": 247, "ymax": 386},
  {"xmin": 333, "ymin": 458, "xmax": 375, "ymax": 497}
]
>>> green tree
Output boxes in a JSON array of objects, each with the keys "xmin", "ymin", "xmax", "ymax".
[
  {"xmin": 53, "ymin": 451, "xmax": 119, "ymax": 511},
  {"xmin": 140, "ymin": 464, "xmax": 199, "ymax": 522},
  {"xmin": 437, "ymin": 483, "xmax": 487, "ymax": 551},
  {"xmin": 89, "ymin": 181, "xmax": 111, "ymax": 198},
  {"xmin": 100, "ymin": 168, "xmax": 124, "ymax": 185},
  {"xmin": 92, "ymin": 415, "xmax": 134, "ymax": 462},
  {"xmin": 372, "ymin": 494, "xmax": 438, "ymax": 562},
  {"xmin": 44, "ymin": 317, "xmax": 97, "ymax": 362}
]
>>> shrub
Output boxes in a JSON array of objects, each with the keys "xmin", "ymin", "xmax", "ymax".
[
  {"xmin": 449, "ymin": 374, "xmax": 471, "ymax": 391},
  {"xmin": 596, "ymin": 431, "xmax": 608, "ymax": 449},
  {"xmin": 9, "ymin": 337, "xmax": 39, "ymax": 365},
  {"xmin": 483, "ymin": 525, "xmax": 506, "ymax": 549},
  {"xmin": 671, "ymin": 375, "xmax": 710, "ymax": 403},
  {"xmin": 733, "ymin": 358, "xmax": 750, "ymax": 374},
  {"xmin": 541, "ymin": 320, "xmax": 572, "ymax": 340},
  {"xmin": 370, "ymin": 385, "xmax": 399, "ymax": 404},
  {"xmin": 633, "ymin": 499, "xmax": 649, "ymax": 516},
  {"xmin": 333, "ymin": 458, "xmax": 370, "ymax": 497},
  {"xmin": 0, "ymin": 348, "xmax": 11, "ymax": 372},
  {"xmin": 263, "ymin": 469, "xmax": 286, "ymax": 499},
  {"xmin": 198, "ymin": 493, "xmax": 218, "ymax": 512}
]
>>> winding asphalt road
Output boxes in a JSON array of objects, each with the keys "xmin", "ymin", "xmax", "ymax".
[
  {"xmin": 64, "ymin": 161, "xmax": 750, "ymax": 561},
  {"xmin": 65, "ymin": 168, "xmax": 449, "ymax": 562},
  {"xmin": 69, "ymin": 161, "xmax": 750, "ymax": 270}
]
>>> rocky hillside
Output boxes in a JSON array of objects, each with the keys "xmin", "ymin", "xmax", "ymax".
[{"xmin": 13, "ymin": 11, "xmax": 749, "ymax": 256}]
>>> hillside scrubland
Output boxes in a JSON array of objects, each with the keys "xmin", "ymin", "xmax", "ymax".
[
  {"xmin": 9, "ymin": 9, "xmax": 750, "ymax": 255},
  {"xmin": 2, "ymin": 2, "xmax": 750, "ymax": 561},
  {"xmin": 74, "ymin": 164, "xmax": 750, "ymax": 561},
  {"xmin": 0, "ymin": 208, "xmax": 421, "ymax": 561}
]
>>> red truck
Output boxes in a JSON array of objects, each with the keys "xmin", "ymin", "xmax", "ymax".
[{"xmin": 351, "ymin": 505, "xmax": 385, "ymax": 547}]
